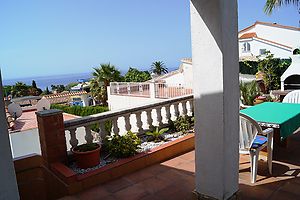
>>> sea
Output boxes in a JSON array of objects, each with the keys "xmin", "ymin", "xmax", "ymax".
[{"xmin": 2, "ymin": 72, "xmax": 93, "ymax": 90}]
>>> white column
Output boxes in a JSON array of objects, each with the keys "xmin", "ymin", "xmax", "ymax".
[
  {"xmin": 149, "ymin": 81, "xmax": 156, "ymax": 99},
  {"xmin": 0, "ymin": 71, "xmax": 20, "ymax": 199},
  {"xmin": 190, "ymin": 1, "xmax": 239, "ymax": 199}
]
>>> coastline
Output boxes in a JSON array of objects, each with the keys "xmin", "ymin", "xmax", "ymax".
[{"xmin": 3, "ymin": 72, "xmax": 92, "ymax": 90}]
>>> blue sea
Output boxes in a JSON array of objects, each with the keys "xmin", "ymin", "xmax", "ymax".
[{"xmin": 3, "ymin": 72, "xmax": 92, "ymax": 90}]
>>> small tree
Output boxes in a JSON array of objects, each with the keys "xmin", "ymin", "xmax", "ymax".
[
  {"xmin": 32, "ymin": 80, "xmax": 37, "ymax": 89},
  {"xmin": 257, "ymin": 52, "xmax": 290, "ymax": 92},
  {"xmin": 90, "ymin": 63, "xmax": 123, "ymax": 105}
]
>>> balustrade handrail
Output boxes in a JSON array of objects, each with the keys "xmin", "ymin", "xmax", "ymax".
[{"xmin": 64, "ymin": 94, "xmax": 193, "ymax": 129}]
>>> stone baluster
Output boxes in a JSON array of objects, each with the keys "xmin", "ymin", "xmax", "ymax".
[
  {"xmin": 124, "ymin": 114, "xmax": 132, "ymax": 132},
  {"xmin": 112, "ymin": 118, "xmax": 120, "ymax": 135},
  {"xmin": 165, "ymin": 104, "xmax": 172, "ymax": 125},
  {"xmin": 99, "ymin": 121, "xmax": 108, "ymax": 142},
  {"xmin": 189, "ymin": 99, "xmax": 194, "ymax": 116},
  {"xmin": 182, "ymin": 101, "xmax": 188, "ymax": 117},
  {"xmin": 156, "ymin": 106, "xmax": 163, "ymax": 127},
  {"xmin": 173, "ymin": 103, "xmax": 180, "ymax": 119},
  {"xmin": 146, "ymin": 109, "xmax": 153, "ymax": 130},
  {"xmin": 84, "ymin": 125, "xmax": 93, "ymax": 144},
  {"xmin": 69, "ymin": 128, "xmax": 78, "ymax": 148},
  {"xmin": 135, "ymin": 111, "xmax": 143, "ymax": 134}
]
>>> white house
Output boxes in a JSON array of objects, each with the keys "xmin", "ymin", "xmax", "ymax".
[{"xmin": 239, "ymin": 21, "xmax": 299, "ymax": 59}]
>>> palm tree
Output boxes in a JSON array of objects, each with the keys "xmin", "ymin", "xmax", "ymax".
[
  {"xmin": 90, "ymin": 63, "xmax": 123, "ymax": 105},
  {"xmin": 150, "ymin": 61, "xmax": 168, "ymax": 76},
  {"xmin": 264, "ymin": 0, "xmax": 299, "ymax": 14}
]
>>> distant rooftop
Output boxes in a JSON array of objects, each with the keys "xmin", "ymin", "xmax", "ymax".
[{"xmin": 10, "ymin": 110, "xmax": 78, "ymax": 133}]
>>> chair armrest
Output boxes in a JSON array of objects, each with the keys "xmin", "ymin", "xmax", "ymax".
[{"xmin": 262, "ymin": 128, "xmax": 274, "ymax": 135}]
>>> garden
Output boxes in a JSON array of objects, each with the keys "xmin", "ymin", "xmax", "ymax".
[{"xmin": 69, "ymin": 115, "xmax": 195, "ymax": 174}]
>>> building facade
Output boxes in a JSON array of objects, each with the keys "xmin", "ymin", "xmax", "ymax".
[{"xmin": 239, "ymin": 21, "xmax": 299, "ymax": 59}]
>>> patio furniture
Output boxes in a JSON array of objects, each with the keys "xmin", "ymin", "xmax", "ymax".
[
  {"xmin": 240, "ymin": 113, "xmax": 273, "ymax": 183},
  {"xmin": 240, "ymin": 102, "xmax": 300, "ymax": 148},
  {"xmin": 282, "ymin": 90, "xmax": 300, "ymax": 103}
]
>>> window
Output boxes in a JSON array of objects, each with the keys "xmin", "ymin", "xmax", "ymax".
[
  {"xmin": 243, "ymin": 42, "xmax": 251, "ymax": 52},
  {"xmin": 260, "ymin": 49, "xmax": 267, "ymax": 55}
]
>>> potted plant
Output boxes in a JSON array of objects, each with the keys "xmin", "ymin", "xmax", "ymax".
[{"xmin": 72, "ymin": 143, "xmax": 101, "ymax": 169}]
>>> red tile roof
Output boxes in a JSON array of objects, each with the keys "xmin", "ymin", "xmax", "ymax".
[
  {"xmin": 239, "ymin": 32, "xmax": 257, "ymax": 39},
  {"xmin": 10, "ymin": 110, "xmax": 79, "ymax": 133}
]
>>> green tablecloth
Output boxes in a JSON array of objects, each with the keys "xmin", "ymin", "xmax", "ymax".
[{"xmin": 240, "ymin": 102, "xmax": 300, "ymax": 139}]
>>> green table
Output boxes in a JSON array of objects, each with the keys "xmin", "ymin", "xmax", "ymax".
[{"xmin": 240, "ymin": 102, "xmax": 300, "ymax": 141}]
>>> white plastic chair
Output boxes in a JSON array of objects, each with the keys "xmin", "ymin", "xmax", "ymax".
[
  {"xmin": 283, "ymin": 90, "xmax": 300, "ymax": 103},
  {"xmin": 239, "ymin": 113, "xmax": 274, "ymax": 183}
]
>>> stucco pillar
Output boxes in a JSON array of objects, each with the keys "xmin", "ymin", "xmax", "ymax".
[
  {"xmin": 190, "ymin": 0, "xmax": 239, "ymax": 199},
  {"xmin": 36, "ymin": 109, "xmax": 68, "ymax": 167},
  {"xmin": 0, "ymin": 71, "xmax": 20, "ymax": 199}
]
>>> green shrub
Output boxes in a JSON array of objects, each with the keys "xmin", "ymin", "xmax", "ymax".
[
  {"xmin": 240, "ymin": 81, "xmax": 260, "ymax": 106},
  {"xmin": 103, "ymin": 131, "xmax": 141, "ymax": 158},
  {"xmin": 50, "ymin": 104, "xmax": 109, "ymax": 117},
  {"xmin": 51, "ymin": 104, "xmax": 111, "ymax": 132},
  {"xmin": 146, "ymin": 127, "xmax": 169, "ymax": 142},
  {"xmin": 171, "ymin": 116, "xmax": 194, "ymax": 133}
]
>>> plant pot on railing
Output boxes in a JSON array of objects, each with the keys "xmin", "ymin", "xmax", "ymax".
[{"xmin": 72, "ymin": 143, "xmax": 101, "ymax": 169}]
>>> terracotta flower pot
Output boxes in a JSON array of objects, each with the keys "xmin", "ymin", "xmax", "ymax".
[
  {"xmin": 254, "ymin": 96, "xmax": 266, "ymax": 105},
  {"xmin": 72, "ymin": 144, "xmax": 101, "ymax": 169}
]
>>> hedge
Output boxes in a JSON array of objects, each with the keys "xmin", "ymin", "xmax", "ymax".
[
  {"xmin": 50, "ymin": 104, "xmax": 111, "ymax": 133},
  {"xmin": 50, "ymin": 104, "xmax": 109, "ymax": 117}
]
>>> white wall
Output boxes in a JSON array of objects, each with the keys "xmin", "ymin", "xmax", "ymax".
[
  {"xmin": 163, "ymin": 72, "xmax": 185, "ymax": 87},
  {"xmin": 254, "ymin": 24, "xmax": 300, "ymax": 48},
  {"xmin": 182, "ymin": 62, "xmax": 194, "ymax": 89},
  {"xmin": 108, "ymin": 93, "xmax": 160, "ymax": 110},
  {"xmin": 9, "ymin": 127, "xmax": 88, "ymax": 159},
  {"xmin": 239, "ymin": 38, "xmax": 292, "ymax": 58}
]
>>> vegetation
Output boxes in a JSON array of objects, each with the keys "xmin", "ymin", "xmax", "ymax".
[
  {"xmin": 103, "ymin": 131, "xmax": 141, "ymax": 158},
  {"xmin": 50, "ymin": 104, "xmax": 109, "ymax": 116},
  {"xmin": 50, "ymin": 104, "xmax": 111, "ymax": 132},
  {"xmin": 65, "ymin": 82, "xmax": 78, "ymax": 91},
  {"xmin": 124, "ymin": 67, "xmax": 151, "ymax": 82},
  {"xmin": 293, "ymin": 48, "xmax": 300, "ymax": 55},
  {"xmin": 150, "ymin": 61, "xmax": 168, "ymax": 75},
  {"xmin": 171, "ymin": 116, "xmax": 194, "ymax": 133},
  {"xmin": 257, "ymin": 52, "xmax": 290, "ymax": 91},
  {"xmin": 90, "ymin": 63, "xmax": 123, "ymax": 105},
  {"xmin": 73, "ymin": 143, "xmax": 100, "ymax": 152},
  {"xmin": 264, "ymin": 0, "xmax": 299, "ymax": 14},
  {"xmin": 240, "ymin": 81, "xmax": 260, "ymax": 106},
  {"xmin": 146, "ymin": 127, "xmax": 169, "ymax": 142},
  {"xmin": 42, "ymin": 87, "xmax": 52, "ymax": 95},
  {"xmin": 51, "ymin": 84, "xmax": 66, "ymax": 93}
]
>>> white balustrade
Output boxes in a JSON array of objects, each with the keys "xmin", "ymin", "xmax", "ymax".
[{"xmin": 64, "ymin": 95, "xmax": 193, "ymax": 149}]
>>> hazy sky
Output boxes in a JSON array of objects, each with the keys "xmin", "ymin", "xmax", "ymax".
[{"xmin": 0, "ymin": 0, "xmax": 299, "ymax": 80}]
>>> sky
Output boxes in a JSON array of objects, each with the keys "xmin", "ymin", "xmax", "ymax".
[{"xmin": 0, "ymin": 0, "xmax": 299, "ymax": 80}]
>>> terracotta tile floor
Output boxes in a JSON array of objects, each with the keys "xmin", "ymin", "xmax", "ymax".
[{"xmin": 60, "ymin": 133, "xmax": 300, "ymax": 200}]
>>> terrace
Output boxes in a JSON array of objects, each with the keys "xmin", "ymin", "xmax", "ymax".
[{"xmin": 1, "ymin": 1, "xmax": 299, "ymax": 200}]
